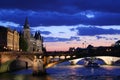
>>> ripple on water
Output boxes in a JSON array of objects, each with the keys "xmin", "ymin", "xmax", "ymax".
[{"xmin": 0, "ymin": 65, "xmax": 120, "ymax": 80}]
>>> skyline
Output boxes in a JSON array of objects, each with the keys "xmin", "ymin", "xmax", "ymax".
[{"xmin": 0, "ymin": 0, "xmax": 120, "ymax": 51}]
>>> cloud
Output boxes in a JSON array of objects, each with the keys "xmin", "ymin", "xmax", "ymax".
[
  {"xmin": 0, "ymin": 21, "xmax": 22, "ymax": 32},
  {"xmin": 43, "ymin": 36, "xmax": 80, "ymax": 42},
  {"xmin": 0, "ymin": 0, "xmax": 120, "ymax": 27},
  {"xmin": 1, "ymin": 9, "xmax": 120, "ymax": 26},
  {"xmin": 96, "ymin": 36, "xmax": 110, "ymax": 40},
  {"xmin": 96, "ymin": 36, "xmax": 120, "ymax": 41},
  {"xmin": 0, "ymin": 9, "xmax": 120, "ymax": 27},
  {"xmin": 0, "ymin": 21, "xmax": 20, "ymax": 27},
  {"xmin": 0, "ymin": 0, "xmax": 120, "ymax": 13},
  {"xmin": 44, "ymin": 37, "xmax": 70, "ymax": 42},
  {"xmin": 76, "ymin": 27, "xmax": 120, "ymax": 36},
  {"xmin": 40, "ymin": 31, "xmax": 51, "ymax": 35},
  {"xmin": 70, "ymin": 28, "xmax": 76, "ymax": 31},
  {"xmin": 59, "ymin": 32, "xmax": 65, "ymax": 34},
  {"xmin": 96, "ymin": 36, "xmax": 106, "ymax": 40},
  {"xmin": 114, "ymin": 38, "xmax": 119, "ymax": 40},
  {"xmin": 70, "ymin": 36, "xmax": 80, "ymax": 41}
]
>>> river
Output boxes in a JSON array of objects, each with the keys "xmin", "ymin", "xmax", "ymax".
[{"xmin": 0, "ymin": 61, "xmax": 120, "ymax": 80}]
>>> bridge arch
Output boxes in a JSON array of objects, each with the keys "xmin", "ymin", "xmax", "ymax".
[
  {"xmin": 96, "ymin": 56, "xmax": 120, "ymax": 65},
  {"xmin": 95, "ymin": 58, "xmax": 106, "ymax": 65},
  {"xmin": 0, "ymin": 59, "xmax": 29, "ymax": 73},
  {"xmin": 17, "ymin": 56, "xmax": 33, "ymax": 67},
  {"xmin": 113, "ymin": 60, "xmax": 120, "ymax": 66},
  {"xmin": 45, "ymin": 56, "xmax": 120, "ymax": 68},
  {"xmin": 71, "ymin": 56, "xmax": 120, "ymax": 65}
]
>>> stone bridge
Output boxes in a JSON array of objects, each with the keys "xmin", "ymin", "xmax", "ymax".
[{"xmin": 0, "ymin": 46, "xmax": 120, "ymax": 75}]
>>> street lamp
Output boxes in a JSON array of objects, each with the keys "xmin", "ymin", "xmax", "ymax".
[
  {"xmin": 82, "ymin": 41, "xmax": 87, "ymax": 48},
  {"xmin": 82, "ymin": 42, "xmax": 84, "ymax": 48},
  {"xmin": 3, "ymin": 46, "xmax": 7, "ymax": 51}
]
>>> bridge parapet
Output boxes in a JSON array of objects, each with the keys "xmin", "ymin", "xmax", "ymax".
[{"xmin": 0, "ymin": 47, "xmax": 120, "ymax": 74}]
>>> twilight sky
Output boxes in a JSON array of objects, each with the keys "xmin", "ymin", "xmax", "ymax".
[{"xmin": 0, "ymin": 0, "xmax": 120, "ymax": 51}]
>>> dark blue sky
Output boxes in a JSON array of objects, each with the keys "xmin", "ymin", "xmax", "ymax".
[
  {"xmin": 0, "ymin": 0, "xmax": 120, "ymax": 26},
  {"xmin": 0, "ymin": 0, "xmax": 120, "ymax": 50}
]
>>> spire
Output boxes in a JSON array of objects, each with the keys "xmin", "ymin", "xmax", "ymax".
[
  {"xmin": 34, "ymin": 31, "xmax": 38, "ymax": 39},
  {"xmin": 24, "ymin": 17, "xmax": 30, "ymax": 29},
  {"xmin": 38, "ymin": 31, "xmax": 41, "ymax": 40},
  {"xmin": 34, "ymin": 31, "xmax": 42, "ymax": 40}
]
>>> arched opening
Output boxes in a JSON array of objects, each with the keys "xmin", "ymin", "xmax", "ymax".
[
  {"xmin": 113, "ymin": 60, "xmax": 120, "ymax": 66},
  {"xmin": 0, "ymin": 60, "xmax": 29, "ymax": 73},
  {"xmin": 9, "ymin": 60, "xmax": 28, "ymax": 71},
  {"xmin": 95, "ymin": 58, "xmax": 106, "ymax": 65},
  {"xmin": 76, "ymin": 58, "xmax": 86, "ymax": 65}
]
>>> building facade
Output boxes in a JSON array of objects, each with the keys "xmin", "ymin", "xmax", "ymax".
[
  {"xmin": 23, "ymin": 18, "xmax": 43, "ymax": 52},
  {"xmin": 0, "ymin": 26, "xmax": 19, "ymax": 51}
]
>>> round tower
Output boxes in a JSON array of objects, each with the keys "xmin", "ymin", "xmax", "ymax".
[{"xmin": 23, "ymin": 17, "xmax": 31, "ymax": 51}]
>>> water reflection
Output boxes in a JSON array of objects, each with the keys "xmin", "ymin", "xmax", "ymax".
[
  {"xmin": 91, "ymin": 68, "xmax": 94, "ymax": 74},
  {"xmin": 0, "ymin": 65, "xmax": 120, "ymax": 80},
  {"xmin": 14, "ymin": 75, "xmax": 25, "ymax": 80},
  {"xmin": 1, "ymin": 73, "xmax": 52, "ymax": 80}
]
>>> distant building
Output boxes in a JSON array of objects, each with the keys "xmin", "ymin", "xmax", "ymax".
[
  {"xmin": 0, "ymin": 26, "xmax": 19, "ymax": 51},
  {"xmin": 23, "ymin": 17, "xmax": 43, "ymax": 52}
]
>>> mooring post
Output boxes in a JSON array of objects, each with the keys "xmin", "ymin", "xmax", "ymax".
[{"xmin": 32, "ymin": 56, "xmax": 46, "ymax": 76}]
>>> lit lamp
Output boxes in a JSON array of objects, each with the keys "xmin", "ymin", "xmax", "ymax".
[
  {"xmin": 3, "ymin": 46, "xmax": 6, "ymax": 49},
  {"xmin": 3, "ymin": 46, "xmax": 7, "ymax": 51},
  {"xmin": 17, "ymin": 49, "xmax": 19, "ymax": 51},
  {"xmin": 20, "ymin": 49, "xmax": 22, "ymax": 51},
  {"xmin": 11, "ymin": 48, "xmax": 13, "ymax": 50}
]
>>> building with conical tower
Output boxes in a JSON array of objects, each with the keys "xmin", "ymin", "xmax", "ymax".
[{"xmin": 23, "ymin": 17, "xmax": 43, "ymax": 52}]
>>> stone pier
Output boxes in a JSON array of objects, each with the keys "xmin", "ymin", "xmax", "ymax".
[{"xmin": 32, "ymin": 56, "xmax": 46, "ymax": 76}]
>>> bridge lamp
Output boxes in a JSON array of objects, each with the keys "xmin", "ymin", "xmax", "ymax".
[
  {"xmin": 11, "ymin": 48, "xmax": 13, "ymax": 50},
  {"xmin": 72, "ymin": 55, "xmax": 76, "ymax": 58},
  {"xmin": 3, "ymin": 46, "xmax": 6, "ymax": 50},
  {"xmin": 39, "ymin": 56, "xmax": 42, "ymax": 58},
  {"xmin": 106, "ymin": 49, "xmax": 111, "ymax": 52},
  {"xmin": 82, "ymin": 42, "xmax": 84, "ymax": 48},
  {"xmin": 17, "ymin": 49, "xmax": 19, "ymax": 51},
  {"xmin": 20, "ymin": 49, "xmax": 22, "ymax": 51},
  {"xmin": 3, "ymin": 46, "xmax": 6, "ymax": 49},
  {"xmin": 109, "ymin": 49, "xmax": 111, "ymax": 51},
  {"xmin": 106, "ymin": 49, "xmax": 108, "ymax": 52}
]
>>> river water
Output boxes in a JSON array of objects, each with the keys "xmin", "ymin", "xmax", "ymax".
[{"xmin": 0, "ymin": 62, "xmax": 120, "ymax": 80}]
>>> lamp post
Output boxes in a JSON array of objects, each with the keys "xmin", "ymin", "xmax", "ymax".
[
  {"xmin": 82, "ymin": 42, "xmax": 84, "ymax": 48},
  {"xmin": 82, "ymin": 41, "xmax": 87, "ymax": 48},
  {"xmin": 84, "ymin": 41, "xmax": 86, "ymax": 48}
]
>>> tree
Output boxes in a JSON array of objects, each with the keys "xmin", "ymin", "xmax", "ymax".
[
  {"xmin": 42, "ymin": 47, "xmax": 46, "ymax": 53},
  {"xmin": 19, "ymin": 31, "xmax": 28, "ymax": 51},
  {"xmin": 114, "ymin": 40, "xmax": 120, "ymax": 47},
  {"xmin": 87, "ymin": 45, "xmax": 94, "ymax": 53},
  {"xmin": 87, "ymin": 45, "xmax": 94, "ymax": 49}
]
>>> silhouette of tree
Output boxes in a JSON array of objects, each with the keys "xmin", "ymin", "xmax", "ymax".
[
  {"xmin": 115, "ymin": 40, "xmax": 120, "ymax": 47},
  {"xmin": 87, "ymin": 45, "xmax": 94, "ymax": 49},
  {"xmin": 87, "ymin": 45, "xmax": 94, "ymax": 53},
  {"xmin": 75, "ymin": 47, "xmax": 81, "ymax": 52},
  {"xmin": 19, "ymin": 31, "xmax": 28, "ymax": 51},
  {"xmin": 69, "ymin": 47, "xmax": 75, "ymax": 52},
  {"xmin": 42, "ymin": 47, "xmax": 46, "ymax": 53}
]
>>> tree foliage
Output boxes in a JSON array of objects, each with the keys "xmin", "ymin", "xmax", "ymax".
[
  {"xmin": 114, "ymin": 40, "xmax": 120, "ymax": 48},
  {"xmin": 19, "ymin": 32, "xmax": 28, "ymax": 51}
]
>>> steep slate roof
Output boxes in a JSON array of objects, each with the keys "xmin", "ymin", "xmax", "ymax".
[{"xmin": 24, "ymin": 17, "xmax": 30, "ymax": 29}]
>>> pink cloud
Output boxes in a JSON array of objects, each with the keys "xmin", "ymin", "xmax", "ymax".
[{"xmin": 44, "ymin": 40, "xmax": 115, "ymax": 51}]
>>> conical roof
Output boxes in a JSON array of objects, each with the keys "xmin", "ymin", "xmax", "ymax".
[
  {"xmin": 34, "ymin": 31, "xmax": 42, "ymax": 40},
  {"xmin": 24, "ymin": 17, "xmax": 30, "ymax": 29}
]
